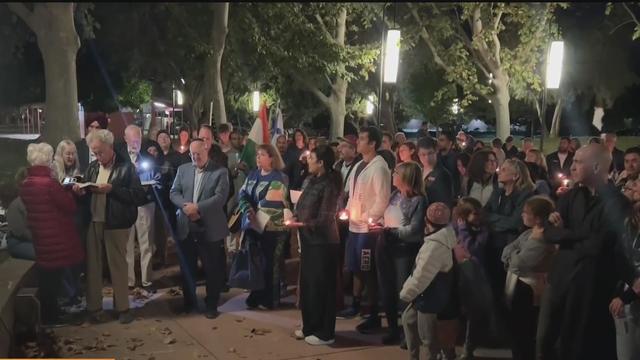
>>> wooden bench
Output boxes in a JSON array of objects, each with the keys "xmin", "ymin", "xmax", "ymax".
[{"xmin": 0, "ymin": 253, "xmax": 36, "ymax": 357}]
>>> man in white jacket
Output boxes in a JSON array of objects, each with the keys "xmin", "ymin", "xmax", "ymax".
[
  {"xmin": 337, "ymin": 126, "xmax": 391, "ymax": 334},
  {"xmin": 400, "ymin": 202, "xmax": 458, "ymax": 360}
]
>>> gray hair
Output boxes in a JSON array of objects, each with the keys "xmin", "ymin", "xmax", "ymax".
[
  {"xmin": 86, "ymin": 129, "xmax": 115, "ymax": 146},
  {"xmin": 27, "ymin": 142, "xmax": 54, "ymax": 166},
  {"xmin": 53, "ymin": 139, "xmax": 80, "ymax": 182}
]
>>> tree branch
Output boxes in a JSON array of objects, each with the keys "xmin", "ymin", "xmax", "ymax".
[
  {"xmin": 7, "ymin": 3, "xmax": 36, "ymax": 31},
  {"xmin": 610, "ymin": 19, "xmax": 636, "ymax": 34},
  {"xmin": 623, "ymin": 3, "xmax": 640, "ymax": 27},
  {"xmin": 470, "ymin": 5, "xmax": 499, "ymax": 73},
  {"xmin": 292, "ymin": 73, "xmax": 330, "ymax": 106},
  {"xmin": 315, "ymin": 13, "xmax": 334, "ymax": 41},
  {"xmin": 408, "ymin": 4, "xmax": 490, "ymax": 102},
  {"xmin": 452, "ymin": 16, "xmax": 492, "ymax": 79},
  {"xmin": 492, "ymin": 9, "xmax": 503, "ymax": 67}
]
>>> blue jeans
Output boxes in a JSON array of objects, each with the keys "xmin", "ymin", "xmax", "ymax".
[{"xmin": 7, "ymin": 236, "xmax": 35, "ymax": 261}]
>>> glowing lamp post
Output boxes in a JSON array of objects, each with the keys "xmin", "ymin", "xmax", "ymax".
[
  {"xmin": 252, "ymin": 91, "xmax": 260, "ymax": 113},
  {"xmin": 539, "ymin": 40, "xmax": 564, "ymax": 151},
  {"xmin": 378, "ymin": 26, "xmax": 401, "ymax": 129},
  {"xmin": 545, "ymin": 41, "xmax": 564, "ymax": 90},
  {"xmin": 366, "ymin": 95, "xmax": 374, "ymax": 115},
  {"xmin": 383, "ymin": 29, "xmax": 401, "ymax": 84}
]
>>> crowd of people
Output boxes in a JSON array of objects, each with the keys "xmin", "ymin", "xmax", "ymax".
[{"xmin": 1, "ymin": 116, "xmax": 640, "ymax": 360}]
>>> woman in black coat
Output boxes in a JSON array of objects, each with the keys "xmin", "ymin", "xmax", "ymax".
[{"xmin": 286, "ymin": 145, "xmax": 342, "ymax": 346}]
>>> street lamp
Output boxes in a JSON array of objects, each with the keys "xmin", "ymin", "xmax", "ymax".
[
  {"xmin": 383, "ymin": 29, "xmax": 401, "ymax": 84},
  {"xmin": 539, "ymin": 40, "xmax": 564, "ymax": 150},
  {"xmin": 545, "ymin": 41, "xmax": 564, "ymax": 89},
  {"xmin": 175, "ymin": 90, "xmax": 184, "ymax": 106},
  {"xmin": 252, "ymin": 90, "xmax": 260, "ymax": 113},
  {"xmin": 366, "ymin": 95, "xmax": 374, "ymax": 115}
]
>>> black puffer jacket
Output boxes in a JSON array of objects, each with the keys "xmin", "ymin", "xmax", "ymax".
[
  {"xmin": 295, "ymin": 172, "xmax": 342, "ymax": 245},
  {"xmin": 84, "ymin": 151, "xmax": 147, "ymax": 229}
]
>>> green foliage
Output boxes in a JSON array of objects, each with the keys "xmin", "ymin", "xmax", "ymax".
[
  {"xmin": 404, "ymin": 3, "xmax": 565, "ymax": 112},
  {"xmin": 117, "ymin": 79, "xmax": 152, "ymax": 110},
  {"xmin": 237, "ymin": 3, "xmax": 380, "ymax": 97}
]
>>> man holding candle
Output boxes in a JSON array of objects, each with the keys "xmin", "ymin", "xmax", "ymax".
[
  {"xmin": 337, "ymin": 127, "xmax": 391, "ymax": 334},
  {"xmin": 546, "ymin": 136, "xmax": 574, "ymax": 183}
]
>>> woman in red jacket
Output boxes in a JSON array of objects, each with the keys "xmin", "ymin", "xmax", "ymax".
[{"xmin": 20, "ymin": 142, "xmax": 85, "ymax": 327}]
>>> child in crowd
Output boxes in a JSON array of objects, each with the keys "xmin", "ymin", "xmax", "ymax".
[
  {"xmin": 400, "ymin": 202, "xmax": 458, "ymax": 360},
  {"xmin": 501, "ymin": 196, "xmax": 557, "ymax": 360},
  {"xmin": 452, "ymin": 197, "xmax": 494, "ymax": 359}
]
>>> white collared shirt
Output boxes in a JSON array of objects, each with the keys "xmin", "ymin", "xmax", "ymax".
[{"xmin": 193, "ymin": 166, "xmax": 205, "ymax": 203}]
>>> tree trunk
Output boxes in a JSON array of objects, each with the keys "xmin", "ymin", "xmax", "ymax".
[
  {"xmin": 207, "ymin": 3, "xmax": 229, "ymax": 126},
  {"xmin": 549, "ymin": 99, "xmax": 563, "ymax": 137},
  {"xmin": 492, "ymin": 80, "xmax": 511, "ymax": 141},
  {"xmin": 9, "ymin": 3, "xmax": 81, "ymax": 143},
  {"xmin": 328, "ymin": 79, "xmax": 347, "ymax": 140}
]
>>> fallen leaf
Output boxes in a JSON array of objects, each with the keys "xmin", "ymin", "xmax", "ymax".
[
  {"xmin": 163, "ymin": 337, "xmax": 176, "ymax": 345},
  {"xmin": 211, "ymin": 326, "xmax": 218, "ymax": 330},
  {"xmin": 149, "ymin": 356, "xmax": 156, "ymax": 360},
  {"xmin": 102, "ymin": 332, "xmax": 111, "ymax": 337},
  {"xmin": 229, "ymin": 347, "xmax": 236, "ymax": 353}
]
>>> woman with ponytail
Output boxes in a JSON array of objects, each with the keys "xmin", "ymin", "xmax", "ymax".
[{"xmin": 286, "ymin": 145, "xmax": 343, "ymax": 346}]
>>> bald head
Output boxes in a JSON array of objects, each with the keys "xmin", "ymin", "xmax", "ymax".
[
  {"xmin": 125, "ymin": 125, "xmax": 142, "ymax": 153},
  {"xmin": 571, "ymin": 144, "xmax": 612, "ymax": 185}
]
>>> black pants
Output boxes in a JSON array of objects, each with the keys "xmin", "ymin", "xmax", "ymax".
[
  {"xmin": 38, "ymin": 266, "xmax": 64, "ymax": 323},
  {"xmin": 179, "ymin": 234, "xmax": 225, "ymax": 311},
  {"xmin": 247, "ymin": 231, "xmax": 286, "ymax": 309},
  {"xmin": 376, "ymin": 234, "xmax": 420, "ymax": 330},
  {"xmin": 509, "ymin": 279, "xmax": 538, "ymax": 360},
  {"xmin": 300, "ymin": 243, "xmax": 339, "ymax": 341}
]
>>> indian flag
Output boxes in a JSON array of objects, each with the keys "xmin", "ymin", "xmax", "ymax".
[{"xmin": 239, "ymin": 101, "xmax": 270, "ymax": 170}]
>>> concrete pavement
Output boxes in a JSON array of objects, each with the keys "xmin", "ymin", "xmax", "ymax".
[{"xmin": 50, "ymin": 285, "xmax": 512, "ymax": 360}]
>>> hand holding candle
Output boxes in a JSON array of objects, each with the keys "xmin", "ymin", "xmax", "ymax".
[
  {"xmin": 338, "ymin": 209, "xmax": 349, "ymax": 221},
  {"xmin": 368, "ymin": 217, "xmax": 383, "ymax": 230}
]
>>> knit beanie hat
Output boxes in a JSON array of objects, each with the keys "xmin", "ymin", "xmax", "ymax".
[{"xmin": 426, "ymin": 202, "xmax": 451, "ymax": 226}]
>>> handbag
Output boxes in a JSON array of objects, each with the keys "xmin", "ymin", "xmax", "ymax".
[{"xmin": 228, "ymin": 230, "xmax": 265, "ymax": 291}]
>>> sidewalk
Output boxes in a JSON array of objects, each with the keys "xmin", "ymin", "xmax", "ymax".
[{"xmin": 50, "ymin": 285, "xmax": 512, "ymax": 360}]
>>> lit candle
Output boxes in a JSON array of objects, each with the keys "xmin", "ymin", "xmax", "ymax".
[
  {"xmin": 462, "ymin": 142, "xmax": 467, "ymax": 147},
  {"xmin": 284, "ymin": 219, "xmax": 292, "ymax": 226},
  {"xmin": 562, "ymin": 179, "xmax": 569, "ymax": 187},
  {"xmin": 180, "ymin": 145, "xmax": 185, "ymax": 152},
  {"xmin": 496, "ymin": 167, "xmax": 500, "ymax": 173},
  {"xmin": 557, "ymin": 173, "xmax": 564, "ymax": 179},
  {"xmin": 338, "ymin": 210, "xmax": 349, "ymax": 221},
  {"xmin": 368, "ymin": 217, "xmax": 374, "ymax": 226},
  {"xmin": 304, "ymin": 150, "xmax": 310, "ymax": 157}
]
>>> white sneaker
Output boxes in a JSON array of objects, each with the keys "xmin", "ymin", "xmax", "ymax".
[
  {"xmin": 294, "ymin": 329, "xmax": 304, "ymax": 340},
  {"xmin": 304, "ymin": 335, "xmax": 335, "ymax": 346}
]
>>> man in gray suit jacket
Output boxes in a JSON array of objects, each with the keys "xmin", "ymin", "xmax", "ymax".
[{"xmin": 170, "ymin": 139, "xmax": 230, "ymax": 319}]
